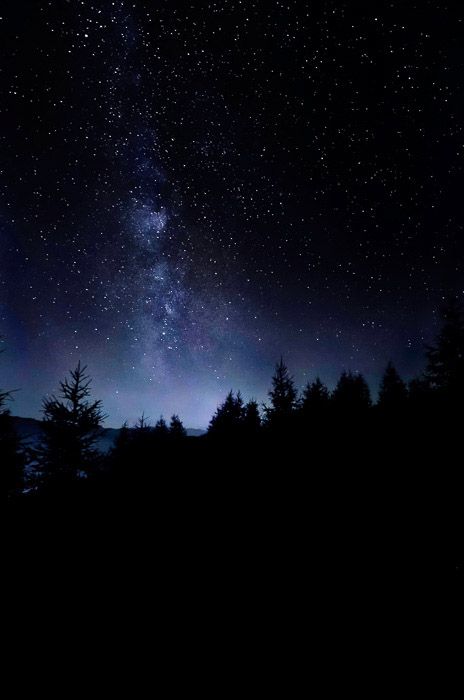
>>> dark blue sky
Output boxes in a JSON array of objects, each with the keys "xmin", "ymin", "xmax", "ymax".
[{"xmin": 1, "ymin": 0, "xmax": 462, "ymax": 428}]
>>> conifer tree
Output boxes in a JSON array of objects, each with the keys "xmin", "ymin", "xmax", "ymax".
[
  {"xmin": 424, "ymin": 298, "xmax": 464, "ymax": 401},
  {"xmin": 134, "ymin": 413, "xmax": 151, "ymax": 432},
  {"xmin": 1, "ymin": 338, "xmax": 25, "ymax": 493},
  {"xmin": 154, "ymin": 415, "xmax": 170, "ymax": 438},
  {"xmin": 169, "ymin": 414, "xmax": 187, "ymax": 439},
  {"xmin": 243, "ymin": 399, "xmax": 261, "ymax": 435},
  {"xmin": 264, "ymin": 358, "xmax": 297, "ymax": 427},
  {"xmin": 116, "ymin": 421, "xmax": 131, "ymax": 449},
  {"xmin": 125, "ymin": 414, "xmax": 154, "ymax": 466},
  {"xmin": 37, "ymin": 362, "xmax": 106, "ymax": 483},
  {"xmin": 208, "ymin": 390, "xmax": 244, "ymax": 437},
  {"xmin": 113, "ymin": 420, "xmax": 131, "ymax": 455},
  {"xmin": 301, "ymin": 377, "xmax": 330, "ymax": 416},
  {"xmin": 332, "ymin": 371, "xmax": 371, "ymax": 412},
  {"xmin": 377, "ymin": 361, "xmax": 408, "ymax": 411},
  {"xmin": 1, "ymin": 389, "xmax": 25, "ymax": 494},
  {"xmin": 408, "ymin": 377, "xmax": 431, "ymax": 408}
]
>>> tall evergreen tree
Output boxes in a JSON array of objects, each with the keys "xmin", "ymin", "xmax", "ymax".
[
  {"xmin": 424, "ymin": 298, "xmax": 464, "ymax": 401},
  {"xmin": 124, "ymin": 414, "xmax": 155, "ymax": 469},
  {"xmin": 332, "ymin": 371, "xmax": 371, "ymax": 412},
  {"xmin": 408, "ymin": 377, "xmax": 431, "ymax": 408},
  {"xmin": 208, "ymin": 391, "xmax": 244, "ymax": 437},
  {"xmin": 243, "ymin": 399, "xmax": 261, "ymax": 435},
  {"xmin": 154, "ymin": 415, "xmax": 170, "ymax": 439},
  {"xmin": 1, "ymin": 389, "xmax": 25, "ymax": 494},
  {"xmin": 134, "ymin": 413, "xmax": 151, "ymax": 433},
  {"xmin": 109, "ymin": 421, "xmax": 132, "ymax": 476},
  {"xmin": 377, "ymin": 361, "xmax": 408, "ymax": 411},
  {"xmin": 113, "ymin": 420, "xmax": 132, "ymax": 454},
  {"xmin": 115, "ymin": 421, "xmax": 131, "ymax": 450},
  {"xmin": 130, "ymin": 413, "xmax": 152, "ymax": 448},
  {"xmin": 301, "ymin": 377, "xmax": 330, "ymax": 416},
  {"xmin": 1, "ymin": 338, "xmax": 25, "ymax": 494},
  {"xmin": 36, "ymin": 362, "xmax": 106, "ymax": 483},
  {"xmin": 169, "ymin": 414, "xmax": 187, "ymax": 439},
  {"xmin": 264, "ymin": 358, "xmax": 297, "ymax": 427}
]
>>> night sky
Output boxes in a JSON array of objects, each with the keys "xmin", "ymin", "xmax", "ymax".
[{"xmin": 1, "ymin": 0, "xmax": 463, "ymax": 428}]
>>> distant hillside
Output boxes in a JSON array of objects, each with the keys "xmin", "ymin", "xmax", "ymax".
[
  {"xmin": 184, "ymin": 428, "xmax": 206, "ymax": 437},
  {"xmin": 11, "ymin": 416, "xmax": 204, "ymax": 452}
]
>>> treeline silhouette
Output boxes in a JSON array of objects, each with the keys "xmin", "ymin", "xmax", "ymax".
[{"xmin": 3, "ymin": 300, "xmax": 464, "ymax": 575}]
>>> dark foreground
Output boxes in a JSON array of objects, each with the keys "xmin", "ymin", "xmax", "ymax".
[{"xmin": 8, "ymin": 416, "xmax": 463, "ymax": 585}]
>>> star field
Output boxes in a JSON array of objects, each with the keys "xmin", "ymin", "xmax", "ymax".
[{"xmin": 1, "ymin": 0, "xmax": 463, "ymax": 427}]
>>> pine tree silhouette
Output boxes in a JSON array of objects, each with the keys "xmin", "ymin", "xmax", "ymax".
[
  {"xmin": 208, "ymin": 390, "xmax": 244, "ymax": 437},
  {"xmin": 154, "ymin": 415, "xmax": 170, "ymax": 438},
  {"xmin": 169, "ymin": 414, "xmax": 187, "ymax": 439},
  {"xmin": 36, "ymin": 362, "xmax": 106, "ymax": 484},
  {"xmin": 116, "ymin": 421, "xmax": 131, "ymax": 449},
  {"xmin": 113, "ymin": 420, "xmax": 131, "ymax": 454},
  {"xmin": 119, "ymin": 413, "xmax": 154, "ymax": 473},
  {"xmin": 264, "ymin": 358, "xmax": 297, "ymax": 428},
  {"xmin": 134, "ymin": 413, "xmax": 151, "ymax": 432},
  {"xmin": 243, "ymin": 399, "xmax": 261, "ymax": 435},
  {"xmin": 407, "ymin": 376, "xmax": 432, "ymax": 413},
  {"xmin": 332, "ymin": 371, "xmax": 371, "ymax": 412},
  {"xmin": 301, "ymin": 377, "xmax": 330, "ymax": 416},
  {"xmin": 377, "ymin": 362, "xmax": 408, "ymax": 411},
  {"xmin": 1, "ymin": 337, "xmax": 25, "ymax": 494},
  {"xmin": 1, "ymin": 389, "xmax": 25, "ymax": 494},
  {"xmin": 425, "ymin": 298, "xmax": 464, "ymax": 402}
]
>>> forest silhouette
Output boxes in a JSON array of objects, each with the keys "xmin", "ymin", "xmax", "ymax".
[{"xmin": 3, "ymin": 299, "xmax": 464, "ymax": 575}]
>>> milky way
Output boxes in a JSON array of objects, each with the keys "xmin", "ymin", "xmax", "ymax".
[{"xmin": 1, "ymin": 1, "xmax": 463, "ymax": 427}]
